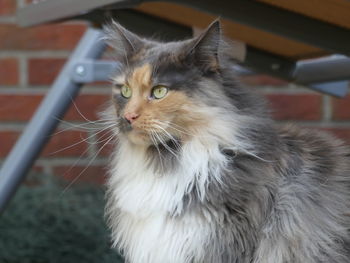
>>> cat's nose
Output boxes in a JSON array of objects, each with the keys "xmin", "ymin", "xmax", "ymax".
[{"xmin": 124, "ymin": 112, "xmax": 139, "ymax": 124}]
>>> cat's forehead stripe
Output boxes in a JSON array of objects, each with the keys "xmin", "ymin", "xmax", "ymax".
[
  {"xmin": 129, "ymin": 64, "xmax": 152, "ymax": 92},
  {"xmin": 113, "ymin": 74, "xmax": 126, "ymax": 84}
]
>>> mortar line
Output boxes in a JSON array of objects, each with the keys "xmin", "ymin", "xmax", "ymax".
[
  {"xmin": 0, "ymin": 51, "xmax": 71, "ymax": 58},
  {"xmin": 18, "ymin": 56, "xmax": 27, "ymax": 87},
  {"xmin": 322, "ymin": 95, "xmax": 332, "ymax": 122},
  {"xmin": 0, "ymin": 16, "xmax": 16, "ymax": 23}
]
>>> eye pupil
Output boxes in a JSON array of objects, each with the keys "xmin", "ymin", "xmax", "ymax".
[{"xmin": 152, "ymin": 86, "xmax": 168, "ymax": 99}]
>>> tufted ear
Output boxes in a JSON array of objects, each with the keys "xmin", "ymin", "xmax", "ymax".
[
  {"xmin": 187, "ymin": 20, "xmax": 221, "ymax": 72},
  {"xmin": 103, "ymin": 21, "xmax": 144, "ymax": 61}
]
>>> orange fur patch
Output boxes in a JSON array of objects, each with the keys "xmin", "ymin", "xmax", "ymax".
[
  {"xmin": 160, "ymin": 91, "xmax": 210, "ymax": 137},
  {"xmin": 140, "ymin": 90, "xmax": 209, "ymax": 141},
  {"xmin": 129, "ymin": 64, "xmax": 152, "ymax": 94}
]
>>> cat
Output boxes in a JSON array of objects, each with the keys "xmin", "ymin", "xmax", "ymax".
[{"xmin": 102, "ymin": 20, "xmax": 350, "ymax": 263}]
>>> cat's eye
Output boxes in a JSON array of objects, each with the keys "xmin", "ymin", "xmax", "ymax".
[
  {"xmin": 121, "ymin": 85, "xmax": 132, "ymax": 98},
  {"xmin": 151, "ymin": 86, "xmax": 168, "ymax": 99}
]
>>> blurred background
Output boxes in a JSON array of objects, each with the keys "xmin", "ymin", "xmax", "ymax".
[{"xmin": 0, "ymin": 0, "xmax": 349, "ymax": 262}]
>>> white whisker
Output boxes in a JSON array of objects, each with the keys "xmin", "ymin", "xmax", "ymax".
[
  {"xmin": 149, "ymin": 129, "xmax": 164, "ymax": 173},
  {"xmin": 151, "ymin": 129, "xmax": 178, "ymax": 158},
  {"xmin": 151, "ymin": 124, "xmax": 182, "ymax": 153},
  {"xmin": 49, "ymin": 124, "xmax": 117, "ymax": 155},
  {"xmin": 60, "ymin": 134, "xmax": 115, "ymax": 195}
]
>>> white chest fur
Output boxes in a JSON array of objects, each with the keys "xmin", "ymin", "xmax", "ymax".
[
  {"xmin": 115, "ymin": 210, "xmax": 210, "ymax": 263},
  {"xmin": 106, "ymin": 138, "xmax": 229, "ymax": 263}
]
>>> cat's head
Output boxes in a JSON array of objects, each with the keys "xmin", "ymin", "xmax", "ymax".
[{"xmin": 105, "ymin": 20, "xmax": 236, "ymax": 146}]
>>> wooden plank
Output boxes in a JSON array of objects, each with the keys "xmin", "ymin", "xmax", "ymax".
[
  {"xmin": 257, "ymin": 0, "xmax": 350, "ymax": 29},
  {"xmin": 135, "ymin": 2, "xmax": 327, "ymax": 59}
]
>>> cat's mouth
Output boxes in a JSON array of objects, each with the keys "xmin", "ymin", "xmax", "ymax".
[
  {"xmin": 126, "ymin": 129, "xmax": 151, "ymax": 145},
  {"xmin": 119, "ymin": 116, "xmax": 181, "ymax": 147},
  {"xmin": 122, "ymin": 125, "xmax": 162, "ymax": 146},
  {"xmin": 124, "ymin": 124, "xmax": 180, "ymax": 148}
]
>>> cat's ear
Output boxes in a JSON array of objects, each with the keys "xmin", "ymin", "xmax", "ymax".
[
  {"xmin": 103, "ymin": 21, "xmax": 144, "ymax": 60},
  {"xmin": 186, "ymin": 20, "xmax": 221, "ymax": 72}
]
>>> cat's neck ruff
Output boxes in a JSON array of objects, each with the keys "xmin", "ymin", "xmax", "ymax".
[
  {"xmin": 108, "ymin": 128, "xmax": 230, "ymax": 218},
  {"xmin": 106, "ymin": 125, "xmax": 233, "ymax": 263}
]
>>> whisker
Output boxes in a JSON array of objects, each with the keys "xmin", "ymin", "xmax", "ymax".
[
  {"xmin": 93, "ymin": 129, "xmax": 117, "ymax": 145},
  {"xmin": 51, "ymin": 121, "xmax": 100, "ymax": 137},
  {"xmin": 52, "ymin": 117, "xmax": 117, "ymax": 136},
  {"xmin": 52, "ymin": 122, "xmax": 118, "ymax": 185},
  {"xmin": 69, "ymin": 97, "xmax": 97, "ymax": 123},
  {"xmin": 56, "ymin": 143, "xmax": 94, "ymax": 183},
  {"xmin": 60, "ymin": 134, "xmax": 115, "ymax": 195},
  {"xmin": 156, "ymin": 120, "xmax": 215, "ymax": 141},
  {"xmin": 149, "ymin": 129, "xmax": 164, "ymax": 173},
  {"xmin": 152, "ymin": 120, "xmax": 196, "ymax": 138},
  {"xmin": 49, "ymin": 124, "xmax": 117, "ymax": 155},
  {"xmin": 151, "ymin": 129, "xmax": 178, "ymax": 158},
  {"xmin": 151, "ymin": 124, "xmax": 182, "ymax": 153}
]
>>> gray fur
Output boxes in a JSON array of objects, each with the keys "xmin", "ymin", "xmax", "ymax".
[{"xmin": 104, "ymin": 20, "xmax": 350, "ymax": 263}]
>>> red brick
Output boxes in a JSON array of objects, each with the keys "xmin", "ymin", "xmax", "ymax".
[
  {"xmin": 332, "ymin": 95, "xmax": 350, "ymax": 121},
  {"xmin": 0, "ymin": 94, "xmax": 109, "ymax": 121},
  {"xmin": 266, "ymin": 94, "xmax": 322, "ymax": 120},
  {"xmin": 0, "ymin": 129, "xmax": 88, "ymax": 158},
  {"xmin": 0, "ymin": 58, "xmax": 18, "ymax": 85},
  {"xmin": 64, "ymin": 94, "xmax": 110, "ymax": 121},
  {"xmin": 0, "ymin": 23, "xmax": 86, "ymax": 50},
  {"xmin": 28, "ymin": 57, "xmax": 111, "ymax": 85},
  {"xmin": 42, "ymin": 130, "xmax": 88, "ymax": 157},
  {"xmin": 0, "ymin": 0, "xmax": 16, "ymax": 15},
  {"xmin": 239, "ymin": 74, "xmax": 288, "ymax": 86},
  {"xmin": 28, "ymin": 58, "xmax": 65, "ymax": 85},
  {"xmin": 0, "ymin": 130, "xmax": 19, "ymax": 157},
  {"xmin": 53, "ymin": 165, "xmax": 107, "ymax": 184},
  {"xmin": 0, "ymin": 94, "xmax": 43, "ymax": 121}
]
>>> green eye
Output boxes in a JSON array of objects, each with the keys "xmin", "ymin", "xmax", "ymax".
[
  {"xmin": 152, "ymin": 86, "xmax": 168, "ymax": 99},
  {"xmin": 121, "ymin": 85, "xmax": 132, "ymax": 98}
]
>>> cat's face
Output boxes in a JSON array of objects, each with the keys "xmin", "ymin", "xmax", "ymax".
[
  {"xmin": 112, "ymin": 63, "xmax": 203, "ymax": 146},
  {"xmin": 106, "ymin": 21, "xmax": 225, "ymax": 146}
]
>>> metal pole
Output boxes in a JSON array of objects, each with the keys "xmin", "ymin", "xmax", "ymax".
[{"xmin": 0, "ymin": 28, "xmax": 106, "ymax": 213}]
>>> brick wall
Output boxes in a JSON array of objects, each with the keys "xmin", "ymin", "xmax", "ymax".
[{"xmin": 1, "ymin": 1, "xmax": 349, "ymax": 183}]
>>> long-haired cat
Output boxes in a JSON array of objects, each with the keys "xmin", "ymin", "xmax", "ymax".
[{"xmin": 103, "ymin": 20, "xmax": 350, "ymax": 263}]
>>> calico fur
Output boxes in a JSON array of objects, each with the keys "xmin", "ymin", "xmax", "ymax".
[{"xmin": 103, "ymin": 20, "xmax": 350, "ymax": 263}]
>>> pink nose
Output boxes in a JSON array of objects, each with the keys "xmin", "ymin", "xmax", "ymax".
[{"xmin": 124, "ymin": 112, "xmax": 139, "ymax": 124}]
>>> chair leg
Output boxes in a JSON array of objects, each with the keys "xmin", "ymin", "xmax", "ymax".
[{"xmin": 0, "ymin": 27, "xmax": 107, "ymax": 213}]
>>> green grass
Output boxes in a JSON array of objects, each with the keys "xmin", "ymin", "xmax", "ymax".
[{"xmin": 0, "ymin": 173, "xmax": 124, "ymax": 263}]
